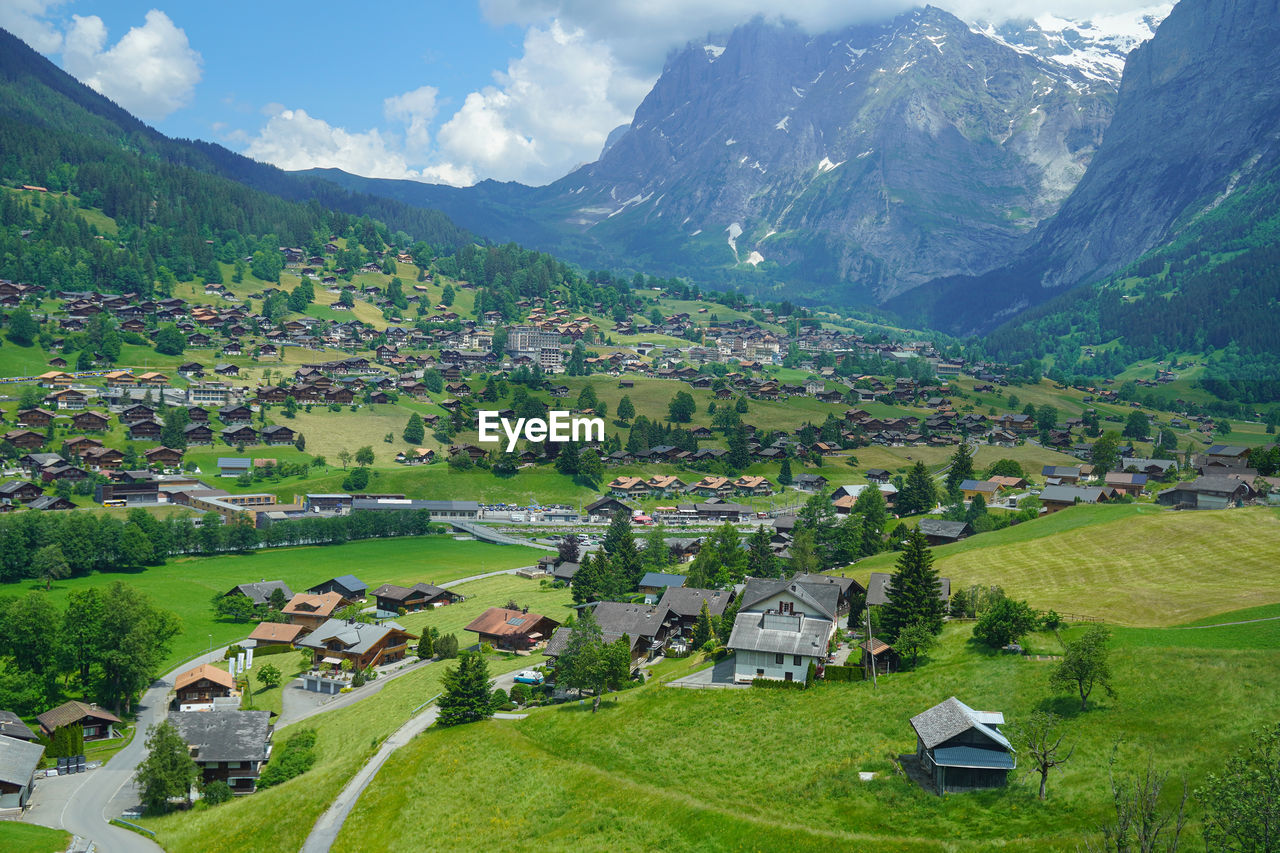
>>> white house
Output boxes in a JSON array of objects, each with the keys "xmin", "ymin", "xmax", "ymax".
[{"xmin": 726, "ymin": 579, "xmax": 837, "ymax": 684}]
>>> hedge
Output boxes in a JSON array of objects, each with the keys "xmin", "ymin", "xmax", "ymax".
[
  {"xmin": 823, "ymin": 664, "xmax": 863, "ymax": 682},
  {"xmin": 751, "ymin": 677, "xmax": 808, "ymax": 690}
]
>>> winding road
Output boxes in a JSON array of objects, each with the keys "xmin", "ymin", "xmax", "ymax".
[{"xmin": 23, "ymin": 565, "xmax": 536, "ymax": 852}]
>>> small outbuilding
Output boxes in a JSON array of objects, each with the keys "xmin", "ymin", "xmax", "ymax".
[{"xmin": 910, "ymin": 697, "xmax": 1015, "ymax": 793}]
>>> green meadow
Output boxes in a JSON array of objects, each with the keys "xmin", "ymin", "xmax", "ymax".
[
  {"xmin": 31, "ymin": 537, "xmax": 543, "ymax": 668},
  {"xmin": 332, "ymin": 614, "xmax": 1280, "ymax": 852}
]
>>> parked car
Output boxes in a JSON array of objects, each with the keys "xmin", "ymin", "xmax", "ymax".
[{"xmin": 513, "ymin": 670, "xmax": 544, "ymax": 685}]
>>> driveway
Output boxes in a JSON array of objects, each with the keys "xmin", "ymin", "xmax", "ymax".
[
  {"xmin": 24, "ymin": 647, "xmax": 231, "ymax": 853},
  {"xmin": 667, "ymin": 656, "xmax": 746, "ymax": 689}
]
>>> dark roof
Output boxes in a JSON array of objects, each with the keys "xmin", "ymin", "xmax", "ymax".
[
  {"xmin": 638, "ymin": 572, "xmax": 686, "ymax": 589},
  {"xmin": 910, "ymin": 697, "xmax": 1011, "ymax": 752},
  {"xmin": 1041, "ymin": 466, "xmax": 1081, "ymax": 477},
  {"xmin": 866, "ymin": 571, "xmax": 950, "ymax": 607},
  {"xmin": 308, "ymin": 574, "xmax": 367, "ymax": 595},
  {"xmin": 656, "ymin": 586, "xmax": 734, "ymax": 618},
  {"xmin": 917, "ymin": 519, "xmax": 971, "ymax": 540},
  {"xmin": 371, "ymin": 582, "xmax": 451, "ymax": 602},
  {"xmin": 36, "ymin": 700, "xmax": 122, "ymax": 732},
  {"xmin": 0, "ymin": 735, "xmax": 43, "ymax": 787},
  {"xmin": 932, "ymin": 745, "xmax": 1016, "ymax": 770},
  {"xmin": 1206, "ymin": 444, "xmax": 1249, "ymax": 457},
  {"xmin": 228, "ymin": 581, "xmax": 293, "ymax": 605},
  {"xmin": 168, "ymin": 710, "xmax": 271, "ymax": 763},
  {"xmin": 0, "ymin": 710, "xmax": 38, "ymax": 742},
  {"xmin": 738, "ymin": 578, "xmax": 838, "ymax": 621}
]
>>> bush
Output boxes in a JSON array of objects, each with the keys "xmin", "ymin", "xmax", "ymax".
[
  {"xmin": 751, "ymin": 677, "xmax": 808, "ymax": 690},
  {"xmin": 436, "ymin": 633, "xmax": 459, "ymax": 659},
  {"xmin": 973, "ymin": 597, "xmax": 1040, "ymax": 648},
  {"xmin": 480, "ymin": 642, "xmax": 494, "ymax": 655},
  {"xmin": 510, "ymin": 683, "xmax": 532, "ymax": 706},
  {"xmin": 490, "ymin": 688, "xmax": 509, "ymax": 710},
  {"xmin": 200, "ymin": 780, "xmax": 233, "ymax": 806}
]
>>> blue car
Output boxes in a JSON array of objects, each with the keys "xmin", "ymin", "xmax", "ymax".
[{"xmin": 513, "ymin": 670, "xmax": 544, "ymax": 685}]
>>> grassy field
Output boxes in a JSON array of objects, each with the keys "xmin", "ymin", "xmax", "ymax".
[
  {"xmin": 139, "ymin": 577, "xmax": 556, "ymax": 853},
  {"xmin": 30, "ymin": 537, "xmax": 543, "ymax": 668},
  {"xmin": 0, "ymin": 823, "xmax": 70, "ymax": 853},
  {"xmin": 395, "ymin": 573, "xmax": 575, "ymax": 646},
  {"xmin": 331, "ymin": 617, "xmax": 1280, "ymax": 852},
  {"xmin": 855, "ymin": 505, "xmax": 1280, "ymax": 626}
]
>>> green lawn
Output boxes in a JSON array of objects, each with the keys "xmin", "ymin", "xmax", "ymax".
[
  {"xmin": 855, "ymin": 505, "xmax": 1280, "ymax": 626},
  {"xmin": 139, "ymin": 577, "xmax": 555, "ymax": 853},
  {"xmin": 332, "ymin": 622, "xmax": 1280, "ymax": 852},
  {"xmin": 395, "ymin": 574, "xmax": 575, "ymax": 646},
  {"xmin": 32, "ymin": 537, "xmax": 543, "ymax": 669},
  {"xmin": 0, "ymin": 823, "xmax": 70, "ymax": 853}
]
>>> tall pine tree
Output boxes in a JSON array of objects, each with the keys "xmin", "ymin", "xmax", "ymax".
[
  {"xmin": 899, "ymin": 460, "xmax": 938, "ymax": 516},
  {"xmin": 437, "ymin": 651, "xmax": 494, "ymax": 727},
  {"xmin": 880, "ymin": 528, "xmax": 946, "ymax": 642}
]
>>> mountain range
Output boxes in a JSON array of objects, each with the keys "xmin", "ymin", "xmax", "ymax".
[{"xmin": 306, "ymin": 0, "xmax": 1280, "ymax": 345}]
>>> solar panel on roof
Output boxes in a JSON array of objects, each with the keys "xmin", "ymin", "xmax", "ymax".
[{"xmin": 507, "ymin": 617, "xmax": 525, "ymax": 626}]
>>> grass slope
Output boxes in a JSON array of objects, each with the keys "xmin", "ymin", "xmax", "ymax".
[
  {"xmin": 0, "ymin": 823, "xmax": 71, "ymax": 853},
  {"xmin": 32, "ymin": 537, "xmax": 542, "ymax": 668},
  {"xmin": 140, "ymin": 575, "xmax": 568, "ymax": 853},
  {"xmin": 334, "ymin": 622, "xmax": 1280, "ymax": 852},
  {"xmin": 855, "ymin": 505, "xmax": 1280, "ymax": 626}
]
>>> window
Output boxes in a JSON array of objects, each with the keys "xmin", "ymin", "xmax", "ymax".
[
  {"xmin": 793, "ymin": 655, "xmax": 802, "ymax": 666},
  {"xmin": 775, "ymin": 653, "xmax": 784, "ymax": 665},
  {"xmin": 779, "ymin": 601, "xmax": 794, "ymax": 615},
  {"xmin": 784, "ymin": 672, "xmax": 793, "ymax": 682},
  {"xmin": 756, "ymin": 668, "xmax": 764, "ymax": 676}
]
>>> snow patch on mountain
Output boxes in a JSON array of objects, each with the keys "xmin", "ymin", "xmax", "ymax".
[
  {"xmin": 726, "ymin": 222, "xmax": 743, "ymax": 261},
  {"xmin": 977, "ymin": 5, "xmax": 1171, "ymax": 85},
  {"xmin": 704, "ymin": 44, "xmax": 725, "ymax": 60}
]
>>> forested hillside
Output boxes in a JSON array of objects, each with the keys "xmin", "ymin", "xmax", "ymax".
[
  {"xmin": 978, "ymin": 164, "xmax": 1280, "ymax": 403},
  {"xmin": 0, "ymin": 26, "xmax": 469, "ymax": 292}
]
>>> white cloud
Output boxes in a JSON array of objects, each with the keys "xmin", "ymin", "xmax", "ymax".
[
  {"xmin": 383, "ymin": 85, "xmax": 439, "ymax": 152},
  {"xmin": 246, "ymin": 1, "xmax": 1168, "ymax": 187},
  {"xmin": 244, "ymin": 107, "xmax": 413, "ymax": 179},
  {"xmin": 430, "ymin": 21, "xmax": 637, "ymax": 185},
  {"xmin": 0, "ymin": 0, "xmax": 66, "ymax": 53},
  {"xmin": 61, "ymin": 10, "xmax": 202, "ymax": 120}
]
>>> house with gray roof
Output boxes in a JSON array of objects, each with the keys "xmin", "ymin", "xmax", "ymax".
[
  {"xmin": 727, "ymin": 580, "xmax": 837, "ymax": 684},
  {"xmin": 865, "ymin": 572, "xmax": 951, "ymax": 608},
  {"xmin": 0, "ymin": 735, "xmax": 44, "ymax": 810},
  {"xmin": 546, "ymin": 601, "xmax": 668, "ymax": 667},
  {"xmin": 917, "ymin": 519, "xmax": 971, "ymax": 546},
  {"xmin": 296, "ymin": 618, "xmax": 417, "ymax": 671},
  {"xmin": 1038, "ymin": 485, "xmax": 1115, "ymax": 514},
  {"xmin": 1157, "ymin": 475, "xmax": 1256, "ymax": 510},
  {"xmin": 637, "ymin": 572, "xmax": 686, "ymax": 604},
  {"xmin": 306, "ymin": 575, "xmax": 368, "ymax": 600},
  {"xmin": 0, "ymin": 710, "xmax": 37, "ymax": 743},
  {"xmin": 168, "ymin": 710, "xmax": 272, "ymax": 795},
  {"xmin": 224, "ymin": 580, "xmax": 294, "ymax": 607},
  {"xmin": 910, "ymin": 697, "xmax": 1014, "ymax": 793},
  {"xmin": 656, "ymin": 587, "xmax": 737, "ymax": 637}
]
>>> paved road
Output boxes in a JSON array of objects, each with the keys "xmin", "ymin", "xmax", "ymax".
[
  {"xmin": 26, "ymin": 647, "xmax": 230, "ymax": 853},
  {"xmin": 300, "ymin": 668, "xmax": 526, "ymax": 853}
]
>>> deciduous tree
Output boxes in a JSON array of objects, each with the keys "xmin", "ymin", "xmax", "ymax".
[{"xmin": 1050, "ymin": 624, "xmax": 1116, "ymax": 711}]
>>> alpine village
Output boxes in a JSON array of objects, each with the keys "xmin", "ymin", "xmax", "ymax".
[{"xmin": 1, "ymin": 1, "xmax": 1280, "ymax": 852}]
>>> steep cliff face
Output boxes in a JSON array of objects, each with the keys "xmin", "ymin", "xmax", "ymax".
[
  {"xmin": 901, "ymin": 0, "xmax": 1280, "ymax": 333},
  {"xmin": 533, "ymin": 6, "xmax": 1128, "ymax": 301},
  {"xmin": 303, "ymin": 6, "xmax": 1156, "ymax": 305}
]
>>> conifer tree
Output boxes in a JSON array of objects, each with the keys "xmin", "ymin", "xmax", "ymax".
[
  {"xmin": 880, "ymin": 528, "xmax": 946, "ymax": 642},
  {"xmin": 778, "ymin": 456, "xmax": 793, "ymax": 485},
  {"xmin": 692, "ymin": 600, "xmax": 716, "ymax": 648},
  {"xmin": 437, "ymin": 651, "xmax": 494, "ymax": 727},
  {"xmin": 899, "ymin": 460, "xmax": 938, "ymax": 515},
  {"xmin": 746, "ymin": 524, "xmax": 777, "ymax": 578}
]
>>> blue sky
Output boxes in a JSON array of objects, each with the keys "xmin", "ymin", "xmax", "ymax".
[{"xmin": 1, "ymin": 0, "xmax": 1168, "ymax": 186}]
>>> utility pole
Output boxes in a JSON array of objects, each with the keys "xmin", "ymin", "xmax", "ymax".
[{"xmin": 865, "ymin": 607, "xmax": 876, "ymax": 688}]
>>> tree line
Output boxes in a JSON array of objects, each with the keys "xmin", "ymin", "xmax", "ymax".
[{"xmin": 0, "ymin": 507, "xmax": 445, "ymax": 585}]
